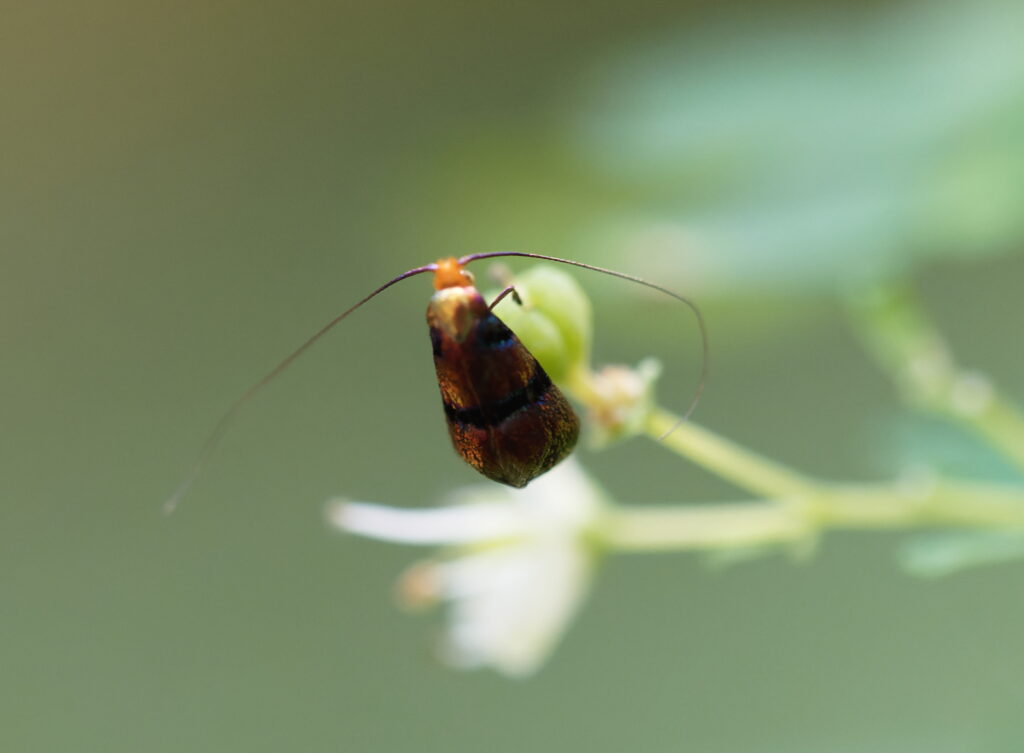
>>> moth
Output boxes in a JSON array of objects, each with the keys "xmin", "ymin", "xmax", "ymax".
[
  {"xmin": 428, "ymin": 256, "xmax": 578, "ymax": 488},
  {"xmin": 164, "ymin": 252, "xmax": 706, "ymax": 512}
]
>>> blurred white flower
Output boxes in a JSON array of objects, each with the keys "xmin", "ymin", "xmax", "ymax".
[
  {"xmin": 327, "ymin": 458, "xmax": 609, "ymax": 676},
  {"xmin": 582, "ymin": 358, "xmax": 662, "ymax": 447}
]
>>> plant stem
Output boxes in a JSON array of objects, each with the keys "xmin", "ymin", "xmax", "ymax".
[
  {"xmin": 601, "ymin": 500, "xmax": 808, "ymax": 552},
  {"xmin": 645, "ymin": 408, "xmax": 817, "ymax": 499},
  {"xmin": 849, "ymin": 284, "xmax": 1024, "ymax": 473},
  {"xmin": 603, "ymin": 478, "xmax": 1024, "ymax": 554},
  {"xmin": 618, "ymin": 402, "xmax": 1024, "ymax": 555}
]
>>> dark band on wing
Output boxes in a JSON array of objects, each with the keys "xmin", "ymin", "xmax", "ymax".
[
  {"xmin": 444, "ymin": 369, "xmax": 553, "ymax": 428},
  {"xmin": 475, "ymin": 315, "xmax": 518, "ymax": 349}
]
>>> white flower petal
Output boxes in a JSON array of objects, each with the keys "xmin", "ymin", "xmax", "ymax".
[
  {"xmin": 439, "ymin": 541, "xmax": 591, "ymax": 676},
  {"xmin": 328, "ymin": 458, "xmax": 609, "ymax": 676},
  {"xmin": 327, "ymin": 499, "xmax": 525, "ymax": 545}
]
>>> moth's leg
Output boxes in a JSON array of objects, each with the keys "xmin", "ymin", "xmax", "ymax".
[{"xmin": 489, "ymin": 285, "xmax": 522, "ymax": 310}]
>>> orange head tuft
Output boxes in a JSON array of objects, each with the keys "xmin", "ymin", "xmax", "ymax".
[{"xmin": 433, "ymin": 257, "xmax": 475, "ymax": 290}]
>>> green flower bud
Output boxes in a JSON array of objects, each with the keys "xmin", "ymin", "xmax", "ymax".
[{"xmin": 486, "ymin": 265, "xmax": 593, "ymax": 384}]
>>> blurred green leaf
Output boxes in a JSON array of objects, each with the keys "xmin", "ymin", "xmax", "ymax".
[
  {"xmin": 573, "ymin": 0, "xmax": 1024, "ymax": 295},
  {"xmin": 422, "ymin": 1, "xmax": 1024, "ymax": 302},
  {"xmin": 901, "ymin": 530, "xmax": 1024, "ymax": 576},
  {"xmin": 875, "ymin": 415, "xmax": 1024, "ymax": 484}
]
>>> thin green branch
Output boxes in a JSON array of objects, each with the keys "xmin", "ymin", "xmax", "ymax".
[
  {"xmin": 645, "ymin": 408, "xmax": 818, "ymax": 499},
  {"xmin": 849, "ymin": 284, "xmax": 1024, "ymax": 473},
  {"xmin": 542, "ymin": 263, "xmax": 1024, "ymax": 568},
  {"xmin": 601, "ymin": 477, "xmax": 1024, "ymax": 554},
  {"xmin": 612, "ymin": 403, "xmax": 1024, "ymax": 558},
  {"xmin": 601, "ymin": 500, "xmax": 810, "ymax": 552}
]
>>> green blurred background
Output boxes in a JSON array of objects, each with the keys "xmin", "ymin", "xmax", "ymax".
[{"xmin": 4, "ymin": 0, "xmax": 1024, "ymax": 750}]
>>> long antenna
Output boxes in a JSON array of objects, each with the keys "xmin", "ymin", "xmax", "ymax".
[
  {"xmin": 460, "ymin": 251, "xmax": 709, "ymax": 435},
  {"xmin": 162, "ymin": 263, "xmax": 437, "ymax": 514}
]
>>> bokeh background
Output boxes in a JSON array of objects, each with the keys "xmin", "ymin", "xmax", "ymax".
[{"xmin": 4, "ymin": 0, "xmax": 1024, "ymax": 751}]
